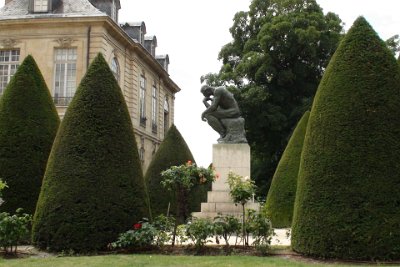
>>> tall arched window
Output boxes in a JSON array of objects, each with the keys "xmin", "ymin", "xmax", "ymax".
[
  {"xmin": 111, "ymin": 57, "xmax": 120, "ymax": 83},
  {"xmin": 139, "ymin": 74, "xmax": 147, "ymax": 126},
  {"xmin": 151, "ymin": 83, "xmax": 158, "ymax": 133},
  {"xmin": 164, "ymin": 97, "xmax": 169, "ymax": 136}
]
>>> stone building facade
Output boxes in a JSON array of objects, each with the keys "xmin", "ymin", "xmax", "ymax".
[{"xmin": 0, "ymin": 0, "xmax": 180, "ymax": 172}]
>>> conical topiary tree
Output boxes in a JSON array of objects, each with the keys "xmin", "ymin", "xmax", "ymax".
[
  {"xmin": 291, "ymin": 17, "xmax": 400, "ymax": 260},
  {"xmin": 145, "ymin": 124, "xmax": 209, "ymax": 222},
  {"xmin": 0, "ymin": 55, "xmax": 60, "ymax": 215},
  {"xmin": 32, "ymin": 53, "xmax": 148, "ymax": 252},
  {"xmin": 264, "ymin": 111, "xmax": 309, "ymax": 228}
]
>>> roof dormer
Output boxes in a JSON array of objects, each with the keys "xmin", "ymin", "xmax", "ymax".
[
  {"xmin": 121, "ymin": 22, "xmax": 147, "ymax": 45},
  {"xmin": 29, "ymin": 0, "xmax": 60, "ymax": 13},
  {"xmin": 89, "ymin": 0, "xmax": 121, "ymax": 23},
  {"xmin": 144, "ymin": 35, "xmax": 157, "ymax": 57},
  {"xmin": 156, "ymin": 55, "xmax": 169, "ymax": 73}
]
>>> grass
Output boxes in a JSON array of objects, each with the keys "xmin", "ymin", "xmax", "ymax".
[{"xmin": 0, "ymin": 254, "xmax": 398, "ymax": 267}]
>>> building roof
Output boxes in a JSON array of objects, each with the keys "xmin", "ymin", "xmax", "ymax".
[{"xmin": 0, "ymin": 0, "xmax": 105, "ymax": 20}]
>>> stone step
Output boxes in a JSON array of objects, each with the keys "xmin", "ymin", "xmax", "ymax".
[
  {"xmin": 201, "ymin": 202, "xmax": 260, "ymax": 213},
  {"xmin": 191, "ymin": 211, "xmax": 243, "ymax": 220}
]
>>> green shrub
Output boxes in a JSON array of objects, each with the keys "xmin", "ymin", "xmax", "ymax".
[
  {"xmin": 111, "ymin": 222, "xmax": 157, "ymax": 249},
  {"xmin": 213, "ymin": 214, "xmax": 241, "ymax": 247},
  {"xmin": 145, "ymin": 125, "xmax": 210, "ymax": 222},
  {"xmin": 264, "ymin": 111, "xmax": 310, "ymax": 228},
  {"xmin": 246, "ymin": 209, "xmax": 273, "ymax": 255},
  {"xmin": 0, "ymin": 55, "xmax": 60, "ymax": 215},
  {"xmin": 152, "ymin": 215, "xmax": 175, "ymax": 246},
  {"xmin": 0, "ymin": 209, "xmax": 32, "ymax": 254},
  {"xmin": 32, "ymin": 53, "xmax": 148, "ymax": 252},
  {"xmin": 291, "ymin": 17, "xmax": 400, "ymax": 260},
  {"xmin": 186, "ymin": 218, "xmax": 214, "ymax": 250}
]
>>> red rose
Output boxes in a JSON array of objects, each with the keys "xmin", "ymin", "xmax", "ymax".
[{"xmin": 133, "ymin": 223, "xmax": 142, "ymax": 230}]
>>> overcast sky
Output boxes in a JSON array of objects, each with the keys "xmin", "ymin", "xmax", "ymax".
[
  {"xmin": 118, "ymin": 0, "xmax": 399, "ymax": 167},
  {"xmin": 2, "ymin": 0, "xmax": 399, "ymax": 167}
]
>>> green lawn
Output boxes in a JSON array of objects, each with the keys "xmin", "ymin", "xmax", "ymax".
[{"xmin": 0, "ymin": 255, "xmax": 396, "ymax": 267}]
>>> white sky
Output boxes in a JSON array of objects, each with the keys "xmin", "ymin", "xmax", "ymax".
[
  {"xmin": 118, "ymin": 0, "xmax": 400, "ymax": 167},
  {"xmin": 1, "ymin": 0, "xmax": 400, "ymax": 167}
]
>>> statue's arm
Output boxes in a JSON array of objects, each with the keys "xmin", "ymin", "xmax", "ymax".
[
  {"xmin": 205, "ymin": 91, "xmax": 221, "ymax": 113},
  {"xmin": 203, "ymin": 97, "xmax": 211, "ymax": 108}
]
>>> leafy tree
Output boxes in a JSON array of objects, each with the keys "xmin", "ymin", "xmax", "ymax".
[
  {"xmin": 385, "ymin": 34, "xmax": 400, "ymax": 56},
  {"xmin": 32, "ymin": 53, "xmax": 148, "ymax": 252},
  {"xmin": 227, "ymin": 172, "xmax": 257, "ymax": 246},
  {"xmin": 0, "ymin": 55, "xmax": 60, "ymax": 215},
  {"xmin": 145, "ymin": 125, "xmax": 210, "ymax": 223},
  {"xmin": 292, "ymin": 17, "xmax": 400, "ymax": 260},
  {"xmin": 264, "ymin": 110, "xmax": 309, "ymax": 228},
  {"xmin": 202, "ymin": 0, "xmax": 343, "ymax": 196}
]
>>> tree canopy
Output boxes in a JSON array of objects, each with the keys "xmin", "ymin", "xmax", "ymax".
[
  {"xmin": 32, "ymin": 53, "xmax": 148, "ymax": 252},
  {"xmin": 201, "ymin": 0, "xmax": 343, "ymax": 195},
  {"xmin": 0, "ymin": 55, "xmax": 59, "ymax": 215},
  {"xmin": 291, "ymin": 17, "xmax": 400, "ymax": 260}
]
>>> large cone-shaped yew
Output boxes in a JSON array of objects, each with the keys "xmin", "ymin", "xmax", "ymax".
[
  {"xmin": 291, "ymin": 17, "xmax": 400, "ymax": 260},
  {"xmin": 32, "ymin": 54, "xmax": 148, "ymax": 252},
  {"xmin": 0, "ymin": 55, "xmax": 59, "ymax": 215},
  {"xmin": 264, "ymin": 111, "xmax": 309, "ymax": 228}
]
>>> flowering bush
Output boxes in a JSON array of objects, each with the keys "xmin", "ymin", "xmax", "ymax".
[
  {"xmin": 186, "ymin": 218, "xmax": 215, "ymax": 251},
  {"xmin": 161, "ymin": 161, "xmax": 217, "ymax": 244},
  {"xmin": 161, "ymin": 161, "xmax": 216, "ymax": 191},
  {"xmin": 111, "ymin": 222, "xmax": 157, "ymax": 249},
  {"xmin": 152, "ymin": 214, "xmax": 175, "ymax": 246},
  {"xmin": 213, "ymin": 214, "xmax": 241, "ymax": 247},
  {"xmin": 246, "ymin": 208, "xmax": 274, "ymax": 255},
  {"xmin": 227, "ymin": 172, "xmax": 257, "ymax": 246},
  {"xmin": 0, "ymin": 208, "xmax": 32, "ymax": 254}
]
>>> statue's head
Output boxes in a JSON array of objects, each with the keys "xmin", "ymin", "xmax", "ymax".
[{"xmin": 200, "ymin": 85, "xmax": 213, "ymax": 97}]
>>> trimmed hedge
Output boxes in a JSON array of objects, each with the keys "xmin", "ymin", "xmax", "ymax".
[
  {"xmin": 0, "ymin": 55, "xmax": 60, "ymax": 215},
  {"xmin": 145, "ymin": 124, "xmax": 209, "ymax": 223},
  {"xmin": 264, "ymin": 111, "xmax": 309, "ymax": 228},
  {"xmin": 291, "ymin": 17, "xmax": 400, "ymax": 260},
  {"xmin": 32, "ymin": 53, "xmax": 148, "ymax": 252}
]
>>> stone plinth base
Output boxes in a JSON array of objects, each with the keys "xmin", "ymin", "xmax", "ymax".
[{"xmin": 192, "ymin": 144, "xmax": 260, "ymax": 219}]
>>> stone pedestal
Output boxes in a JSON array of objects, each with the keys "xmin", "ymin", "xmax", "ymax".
[{"xmin": 192, "ymin": 143, "xmax": 260, "ymax": 219}]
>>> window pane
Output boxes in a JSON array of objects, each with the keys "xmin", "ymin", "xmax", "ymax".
[
  {"xmin": 0, "ymin": 50, "xmax": 20, "ymax": 94},
  {"xmin": 54, "ymin": 48, "xmax": 77, "ymax": 105}
]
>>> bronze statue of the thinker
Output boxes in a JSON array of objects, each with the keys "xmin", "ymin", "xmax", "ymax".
[{"xmin": 201, "ymin": 85, "xmax": 247, "ymax": 144}]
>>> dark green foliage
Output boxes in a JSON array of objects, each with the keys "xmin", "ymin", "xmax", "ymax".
[
  {"xmin": 291, "ymin": 17, "xmax": 400, "ymax": 260},
  {"xmin": 264, "ymin": 111, "xmax": 309, "ymax": 228},
  {"xmin": 0, "ymin": 55, "xmax": 60, "ymax": 215},
  {"xmin": 145, "ymin": 125, "xmax": 209, "ymax": 222},
  {"xmin": 32, "ymin": 53, "xmax": 148, "ymax": 252},
  {"xmin": 201, "ymin": 0, "xmax": 343, "ymax": 196}
]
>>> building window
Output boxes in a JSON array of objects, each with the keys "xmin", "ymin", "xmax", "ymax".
[
  {"xmin": 151, "ymin": 84, "xmax": 158, "ymax": 133},
  {"xmin": 111, "ymin": 57, "xmax": 120, "ymax": 83},
  {"xmin": 139, "ymin": 74, "xmax": 146, "ymax": 127},
  {"xmin": 54, "ymin": 48, "xmax": 77, "ymax": 106},
  {"xmin": 0, "ymin": 50, "xmax": 19, "ymax": 95},
  {"xmin": 164, "ymin": 97, "xmax": 169, "ymax": 136},
  {"xmin": 34, "ymin": 0, "xmax": 49, "ymax": 12}
]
